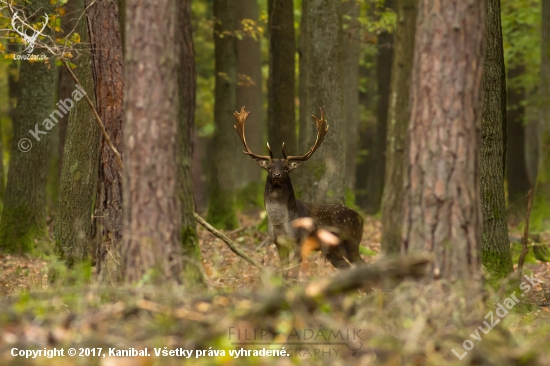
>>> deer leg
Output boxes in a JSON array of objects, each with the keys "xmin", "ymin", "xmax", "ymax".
[
  {"xmin": 326, "ymin": 246, "xmax": 351, "ymax": 270},
  {"xmin": 274, "ymin": 242, "xmax": 291, "ymax": 279},
  {"xmin": 344, "ymin": 239, "xmax": 365, "ymax": 264}
]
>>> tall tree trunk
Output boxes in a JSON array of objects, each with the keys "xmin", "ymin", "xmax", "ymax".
[
  {"xmin": 53, "ymin": 0, "xmax": 100, "ymax": 266},
  {"xmin": 506, "ymin": 65, "xmax": 531, "ymax": 220},
  {"xmin": 206, "ymin": 0, "xmax": 239, "ymax": 229},
  {"xmin": 342, "ymin": 0, "xmax": 360, "ymax": 193},
  {"xmin": 236, "ymin": 0, "xmax": 264, "ymax": 194},
  {"xmin": 381, "ymin": 0, "xmax": 417, "ymax": 254},
  {"xmin": 0, "ymin": 1, "xmax": 56, "ymax": 253},
  {"xmin": 299, "ymin": 0, "xmax": 345, "ymax": 204},
  {"xmin": 480, "ymin": 0, "xmax": 513, "ymax": 281},
  {"xmin": 179, "ymin": 0, "xmax": 205, "ymax": 287},
  {"xmin": 402, "ymin": 0, "xmax": 485, "ymax": 285},
  {"xmin": 268, "ymin": 0, "xmax": 296, "ymax": 158},
  {"xmin": 365, "ymin": 0, "xmax": 395, "ymax": 214},
  {"xmin": 86, "ymin": 0, "xmax": 124, "ymax": 282},
  {"xmin": 122, "ymin": 0, "xmax": 183, "ymax": 283}
]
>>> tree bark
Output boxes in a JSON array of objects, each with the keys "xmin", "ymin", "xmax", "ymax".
[
  {"xmin": 298, "ymin": 0, "xmax": 345, "ymax": 204},
  {"xmin": 206, "ymin": 0, "xmax": 239, "ymax": 230},
  {"xmin": 381, "ymin": 0, "xmax": 417, "ymax": 254},
  {"xmin": 236, "ymin": 0, "xmax": 264, "ymax": 194},
  {"xmin": 85, "ymin": 0, "xmax": 124, "ymax": 282},
  {"xmin": 0, "ymin": 1, "xmax": 56, "ymax": 253},
  {"xmin": 179, "ymin": 0, "xmax": 206, "ymax": 287},
  {"xmin": 402, "ymin": 0, "xmax": 485, "ymax": 284},
  {"xmin": 122, "ymin": 0, "xmax": 183, "ymax": 283},
  {"xmin": 268, "ymin": 0, "xmax": 296, "ymax": 158},
  {"xmin": 480, "ymin": 0, "xmax": 513, "ymax": 281},
  {"xmin": 53, "ymin": 0, "xmax": 100, "ymax": 266},
  {"xmin": 342, "ymin": 0, "xmax": 360, "ymax": 193}
]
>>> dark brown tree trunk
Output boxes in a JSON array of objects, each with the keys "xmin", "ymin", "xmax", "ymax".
[
  {"xmin": 122, "ymin": 0, "xmax": 183, "ymax": 283},
  {"xmin": 0, "ymin": 0, "xmax": 56, "ymax": 253},
  {"xmin": 268, "ymin": 0, "xmax": 296, "ymax": 158},
  {"xmin": 342, "ymin": 0, "xmax": 360, "ymax": 193},
  {"xmin": 236, "ymin": 0, "xmax": 264, "ymax": 195},
  {"xmin": 365, "ymin": 0, "xmax": 395, "ymax": 214},
  {"xmin": 178, "ymin": 0, "xmax": 205, "ymax": 287},
  {"xmin": 298, "ymin": 0, "xmax": 345, "ymax": 204},
  {"xmin": 86, "ymin": 0, "xmax": 125, "ymax": 282},
  {"xmin": 480, "ymin": 0, "xmax": 513, "ymax": 281},
  {"xmin": 506, "ymin": 65, "xmax": 531, "ymax": 220},
  {"xmin": 402, "ymin": 0, "xmax": 485, "ymax": 284},
  {"xmin": 206, "ymin": 0, "xmax": 239, "ymax": 229},
  {"xmin": 53, "ymin": 0, "xmax": 100, "ymax": 266},
  {"xmin": 381, "ymin": 0, "xmax": 417, "ymax": 254}
]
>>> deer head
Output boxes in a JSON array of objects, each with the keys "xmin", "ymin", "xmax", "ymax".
[
  {"xmin": 233, "ymin": 106, "xmax": 328, "ymax": 186},
  {"xmin": 11, "ymin": 11, "xmax": 49, "ymax": 54}
]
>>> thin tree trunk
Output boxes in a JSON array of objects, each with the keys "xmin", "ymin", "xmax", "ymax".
[
  {"xmin": 236, "ymin": 0, "xmax": 264, "ymax": 194},
  {"xmin": 53, "ymin": 0, "xmax": 100, "ymax": 266},
  {"xmin": 381, "ymin": 0, "xmax": 417, "ymax": 254},
  {"xmin": 402, "ymin": 0, "xmax": 485, "ymax": 285},
  {"xmin": 179, "ymin": 0, "xmax": 205, "ymax": 287},
  {"xmin": 206, "ymin": 0, "xmax": 239, "ymax": 229},
  {"xmin": 0, "ymin": 1, "xmax": 56, "ymax": 253},
  {"xmin": 299, "ymin": 0, "xmax": 345, "ymax": 204},
  {"xmin": 122, "ymin": 0, "xmax": 183, "ymax": 283},
  {"xmin": 86, "ymin": 0, "xmax": 124, "ymax": 282},
  {"xmin": 268, "ymin": 0, "xmax": 296, "ymax": 158},
  {"xmin": 342, "ymin": 0, "xmax": 360, "ymax": 193},
  {"xmin": 480, "ymin": 0, "xmax": 513, "ymax": 281}
]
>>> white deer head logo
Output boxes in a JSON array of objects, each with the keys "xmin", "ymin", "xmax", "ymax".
[{"xmin": 11, "ymin": 11, "xmax": 49, "ymax": 54}]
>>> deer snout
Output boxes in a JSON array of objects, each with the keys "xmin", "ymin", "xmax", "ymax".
[{"xmin": 272, "ymin": 172, "xmax": 281, "ymax": 178}]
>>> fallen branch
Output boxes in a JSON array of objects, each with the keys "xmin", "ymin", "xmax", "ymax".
[
  {"xmin": 194, "ymin": 213, "xmax": 262, "ymax": 270},
  {"xmin": 518, "ymin": 189, "xmax": 533, "ymax": 280}
]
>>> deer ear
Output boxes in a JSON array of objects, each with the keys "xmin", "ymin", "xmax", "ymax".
[
  {"xmin": 255, "ymin": 159, "xmax": 270, "ymax": 170},
  {"xmin": 288, "ymin": 161, "xmax": 302, "ymax": 171}
]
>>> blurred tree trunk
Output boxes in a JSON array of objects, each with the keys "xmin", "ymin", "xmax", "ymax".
[
  {"xmin": 268, "ymin": 0, "xmax": 296, "ymax": 158},
  {"xmin": 299, "ymin": 0, "xmax": 345, "ymax": 204},
  {"xmin": 0, "ymin": 1, "xmax": 56, "ymax": 253},
  {"xmin": 53, "ymin": 0, "xmax": 100, "ymax": 266},
  {"xmin": 86, "ymin": 0, "xmax": 124, "ymax": 282},
  {"xmin": 506, "ymin": 65, "xmax": 531, "ymax": 220},
  {"xmin": 298, "ymin": 0, "xmax": 310, "ymax": 198},
  {"xmin": 236, "ymin": 0, "xmax": 264, "ymax": 196},
  {"xmin": 123, "ymin": 0, "xmax": 183, "ymax": 283},
  {"xmin": 402, "ymin": 0, "xmax": 485, "ymax": 284},
  {"xmin": 117, "ymin": 0, "xmax": 126, "ymax": 54},
  {"xmin": 381, "ymin": 0, "xmax": 417, "ymax": 254},
  {"xmin": 524, "ymin": 105, "xmax": 540, "ymax": 186},
  {"xmin": 179, "ymin": 0, "xmax": 206, "ymax": 287},
  {"xmin": 342, "ymin": 0, "xmax": 360, "ymax": 193},
  {"xmin": 480, "ymin": 0, "xmax": 512, "ymax": 281},
  {"xmin": 364, "ymin": 0, "xmax": 395, "ymax": 214},
  {"xmin": 206, "ymin": 0, "xmax": 239, "ymax": 229}
]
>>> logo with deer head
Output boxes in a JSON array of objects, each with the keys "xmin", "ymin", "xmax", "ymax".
[{"xmin": 11, "ymin": 11, "xmax": 49, "ymax": 54}]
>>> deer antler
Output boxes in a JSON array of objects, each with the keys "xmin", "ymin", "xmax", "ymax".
[
  {"xmin": 234, "ymin": 107, "xmax": 271, "ymax": 161},
  {"xmin": 283, "ymin": 107, "xmax": 328, "ymax": 161}
]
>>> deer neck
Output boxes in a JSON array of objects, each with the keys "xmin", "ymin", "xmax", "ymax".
[{"xmin": 264, "ymin": 177, "xmax": 299, "ymax": 225}]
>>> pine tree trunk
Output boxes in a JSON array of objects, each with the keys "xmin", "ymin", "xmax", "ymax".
[
  {"xmin": 268, "ymin": 0, "xmax": 296, "ymax": 158},
  {"xmin": 236, "ymin": 0, "xmax": 264, "ymax": 195},
  {"xmin": 122, "ymin": 0, "xmax": 183, "ymax": 283},
  {"xmin": 179, "ymin": 0, "xmax": 205, "ymax": 287},
  {"xmin": 53, "ymin": 0, "xmax": 100, "ymax": 266},
  {"xmin": 86, "ymin": 0, "xmax": 124, "ymax": 282},
  {"xmin": 480, "ymin": 0, "xmax": 513, "ymax": 280},
  {"xmin": 342, "ymin": 0, "xmax": 360, "ymax": 193},
  {"xmin": 402, "ymin": 0, "xmax": 485, "ymax": 284},
  {"xmin": 0, "ymin": 1, "xmax": 56, "ymax": 253},
  {"xmin": 298, "ymin": 0, "xmax": 345, "ymax": 204},
  {"xmin": 206, "ymin": 0, "xmax": 239, "ymax": 230},
  {"xmin": 381, "ymin": 0, "xmax": 417, "ymax": 254}
]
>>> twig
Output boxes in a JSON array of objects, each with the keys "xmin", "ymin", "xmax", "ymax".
[
  {"xmin": 62, "ymin": 60, "xmax": 123, "ymax": 170},
  {"xmin": 194, "ymin": 213, "xmax": 262, "ymax": 270},
  {"xmin": 518, "ymin": 189, "xmax": 533, "ymax": 280},
  {"xmin": 256, "ymin": 237, "xmax": 270, "ymax": 250}
]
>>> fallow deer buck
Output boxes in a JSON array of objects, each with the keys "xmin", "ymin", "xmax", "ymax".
[{"xmin": 234, "ymin": 107, "xmax": 365, "ymax": 279}]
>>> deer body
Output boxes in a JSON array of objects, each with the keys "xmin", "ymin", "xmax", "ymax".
[{"xmin": 234, "ymin": 107, "xmax": 364, "ymax": 278}]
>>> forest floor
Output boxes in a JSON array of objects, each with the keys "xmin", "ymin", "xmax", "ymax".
[{"xmin": 0, "ymin": 211, "xmax": 549, "ymax": 365}]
